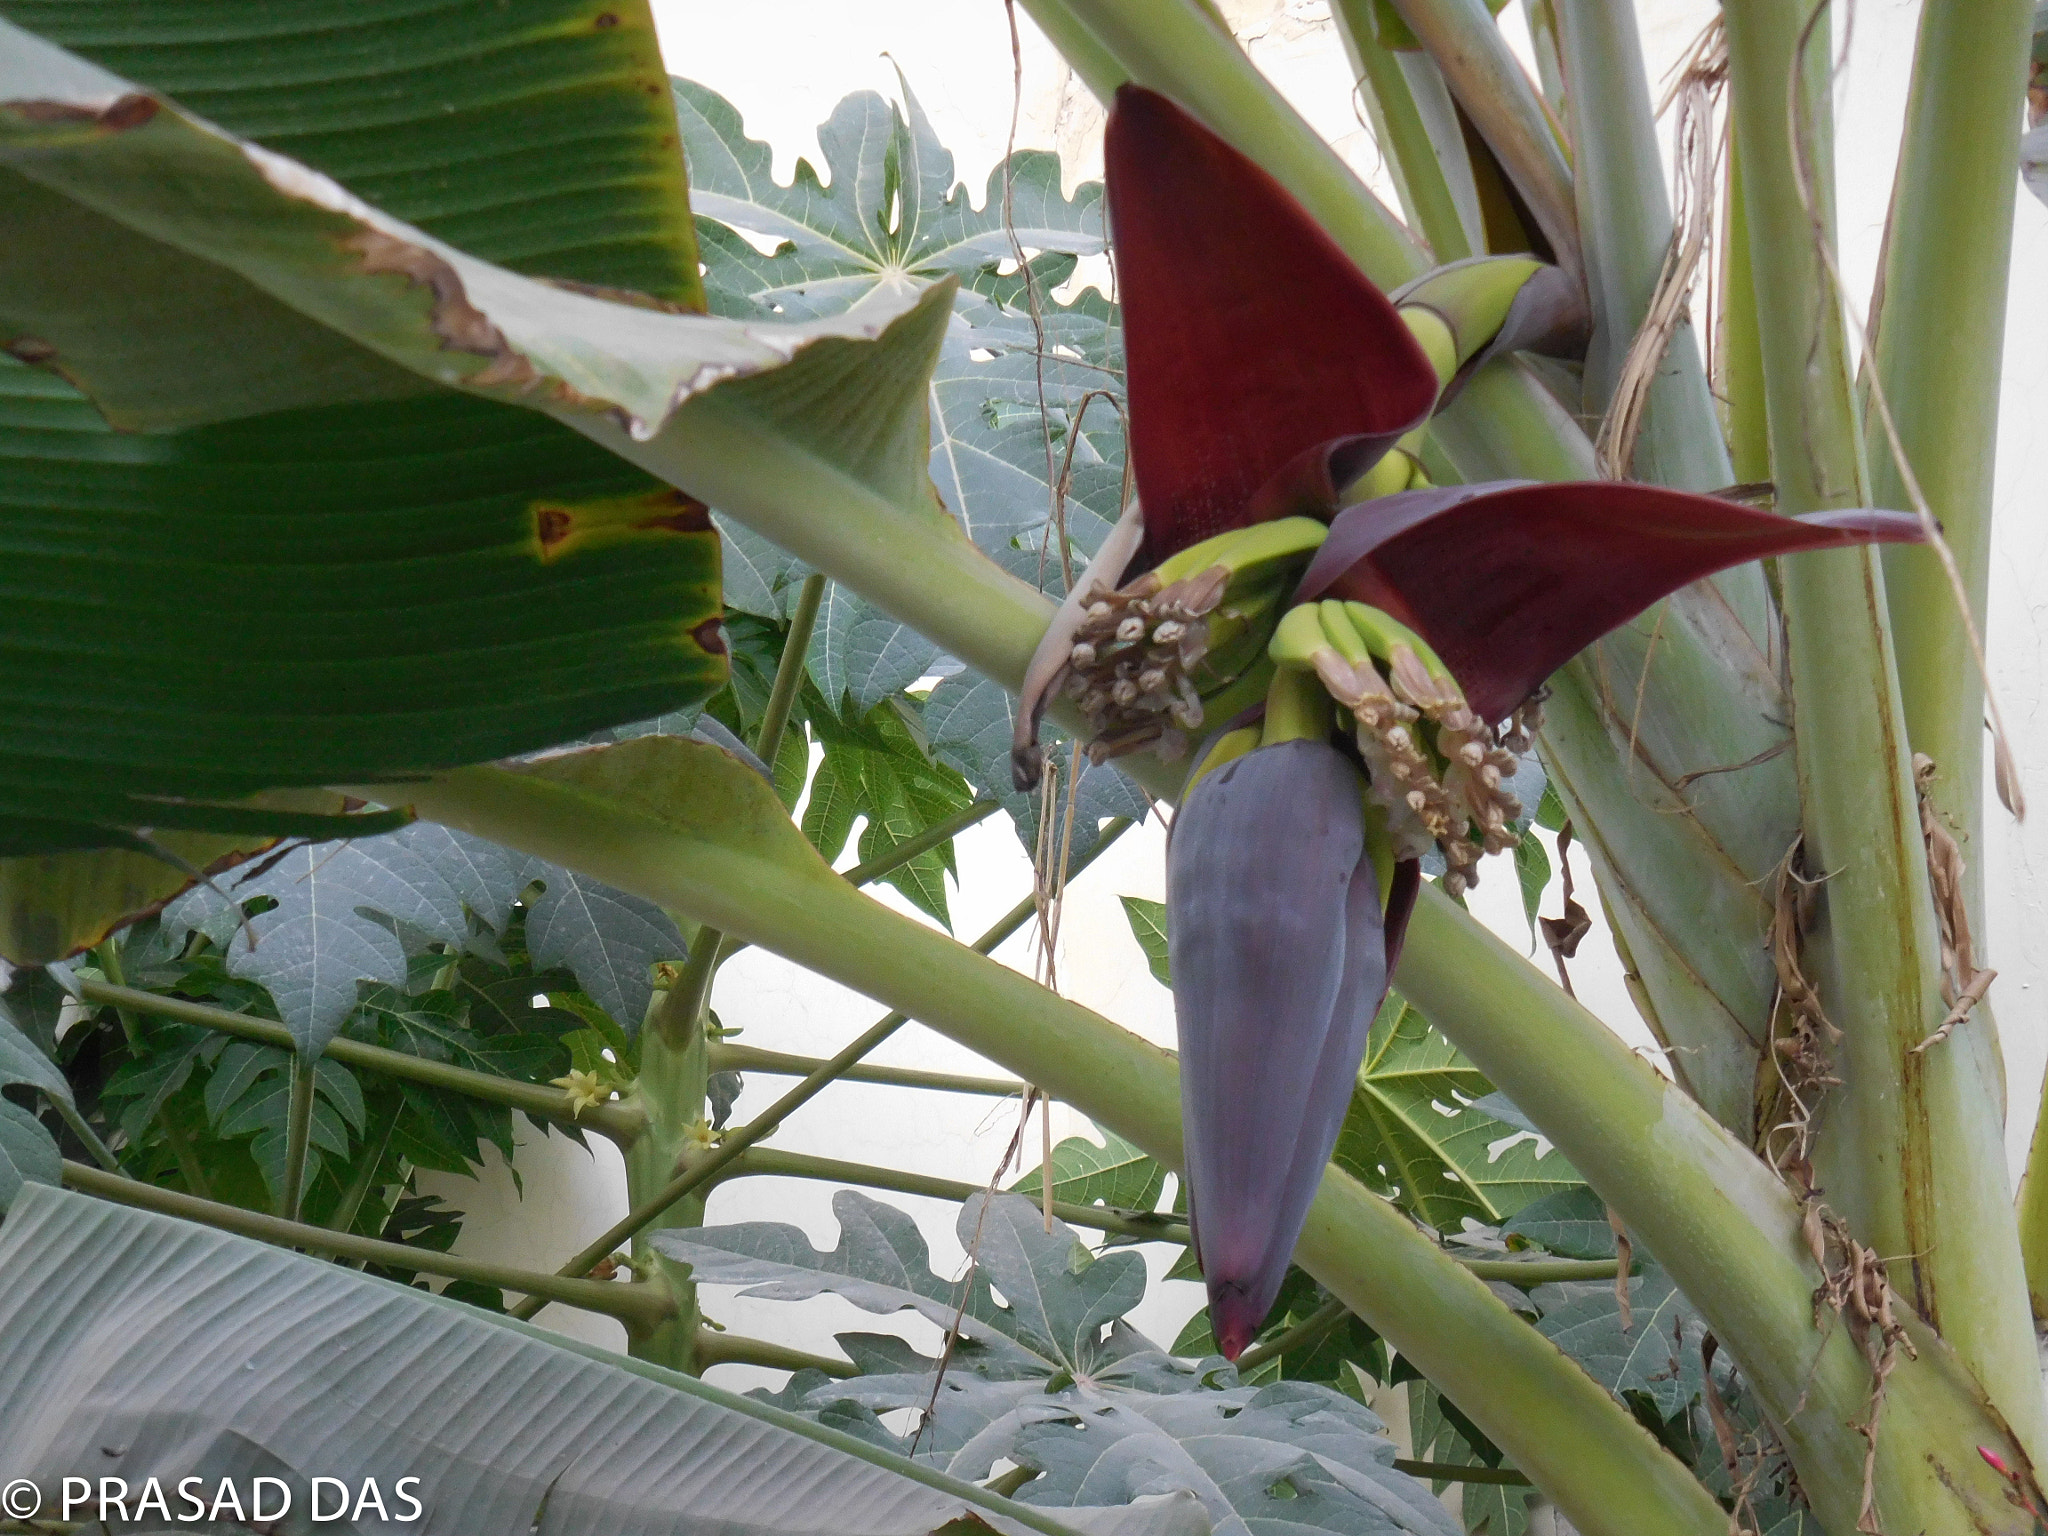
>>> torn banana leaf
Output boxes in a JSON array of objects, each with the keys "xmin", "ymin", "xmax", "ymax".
[{"xmin": 0, "ymin": 11, "xmax": 953, "ymax": 859}]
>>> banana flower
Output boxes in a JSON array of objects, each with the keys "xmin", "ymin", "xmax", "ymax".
[{"xmin": 1018, "ymin": 85, "xmax": 1927, "ymax": 1358}]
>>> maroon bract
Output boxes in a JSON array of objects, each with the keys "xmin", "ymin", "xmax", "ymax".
[
  {"xmin": 1296, "ymin": 481, "xmax": 1929, "ymax": 721},
  {"xmin": 1107, "ymin": 86, "xmax": 1439, "ymax": 569}
]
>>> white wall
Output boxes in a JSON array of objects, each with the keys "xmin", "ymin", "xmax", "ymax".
[{"xmin": 442, "ymin": 0, "xmax": 2048, "ymax": 1389}]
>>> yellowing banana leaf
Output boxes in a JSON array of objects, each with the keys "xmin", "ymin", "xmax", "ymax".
[{"xmin": 0, "ymin": 8, "xmax": 960, "ymax": 869}]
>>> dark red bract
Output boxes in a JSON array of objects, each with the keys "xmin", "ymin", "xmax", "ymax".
[
  {"xmin": 1297, "ymin": 481, "xmax": 1929, "ymax": 721},
  {"xmin": 1107, "ymin": 86, "xmax": 1439, "ymax": 570}
]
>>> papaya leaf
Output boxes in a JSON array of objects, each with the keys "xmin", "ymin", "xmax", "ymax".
[
  {"xmin": 0, "ymin": 1002, "xmax": 70, "ymax": 1108},
  {"xmin": 0, "ymin": 1006, "xmax": 63, "ymax": 1209},
  {"xmin": 1533, "ymin": 1267, "xmax": 1709, "ymax": 1421},
  {"xmin": 925, "ymin": 671, "xmax": 1151, "ymax": 862},
  {"xmin": 1501, "ymin": 1186, "xmax": 1617, "ymax": 1261},
  {"xmin": 1012, "ymin": 1127, "xmax": 1167, "ymax": 1216},
  {"xmin": 1334, "ymin": 996, "xmax": 1581, "ymax": 1232},
  {"xmin": 812, "ymin": 579, "xmax": 946, "ymax": 715},
  {"xmin": 1119, "ymin": 897, "xmax": 1173, "ymax": 988},
  {"xmin": 523, "ymin": 866, "xmax": 685, "ymax": 1029},
  {"xmin": 0, "ymin": 1097, "xmax": 55, "ymax": 1210},
  {"xmin": 1008, "ymin": 1383, "xmax": 1460, "ymax": 1536},
  {"xmin": 674, "ymin": 74, "xmax": 1103, "ymax": 322},
  {"xmin": 656, "ymin": 1190, "xmax": 1174, "ymax": 1388},
  {"xmin": 160, "ymin": 824, "xmax": 681, "ymax": 1055}
]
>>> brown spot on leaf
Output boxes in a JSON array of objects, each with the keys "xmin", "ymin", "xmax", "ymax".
[
  {"xmin": 594, "ymin": 10, "xmax": 619, "ymax": 26},
  {"xmin": 634, "ymin": 491, "xmax": 712, "ymax": 534},
  {"xmin": 5, "ymin": 337, "xmax": 56, "ymax": 364},
  {"xmin": 536, "ymin": 507, "xmax": 574, "ymax": 551},
  {"xmin": 345, "ymin": 229, "xmax": 537, "ymax": 385},
  {"xmin": 10, "ymin": 94, "xmax": 159, "ymax": 131},
  {"xmin": 692, "ymin": 617, "xmax": 728, "ymax": 656},
  {"xmin": 530, "ymin": 488, "xmax": 715, "ymax": 562}
]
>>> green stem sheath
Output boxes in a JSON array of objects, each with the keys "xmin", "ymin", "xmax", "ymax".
[
  {"xmin": 1333, "ymin": 0, "xmax": 1479, "ymax": 263},
  {"xmin": 1379, "ymin": 0, "xmax": 1581, "ymax": 278},
  {"xmin": 1724, "ymin": 0, "xmax": 2044, "ymax": 1469},
  {"xmin": 277, "ymin": 1057, "xmax": 314, "ymax": 1221}
]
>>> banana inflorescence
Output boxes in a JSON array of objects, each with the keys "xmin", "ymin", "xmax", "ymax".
[
  {"xmin": 1269, "ymin": 600, "xmax": 1536, "ymax": 896},
  {"xmin": 1052, "ymin": 516, "xmax": 1329, "ymax": 766}
]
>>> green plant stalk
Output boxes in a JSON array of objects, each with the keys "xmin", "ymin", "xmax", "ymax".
[
  {"xmin": 724, "ymin": 1146, "xmax": 1191, "ymax": 1246},
  {"xmin": 2021, "ymin": 1107, "xmax": 2048, "ymax": 1318},
  {"xmin": 326, "ymin": 1098, "xmax": 401, "ymax": 1236},
  {"xmin": 731, "ymin": 1147, "xmax": 1631, "ymax": 1284},
  {"xmin": 651, "ymin": 571, "xmax": 823, "ymax": 1050},
  {"xmin": 1394, "ymin": 895, "xmax": 2041, "ymax": 1534},
  {"xmin": 406, "ymin": 769, "xmax": 1742, "ymax": 1536},
  {"xmin": 834, "ymin": 798, "xmax": 1001, "ymax": 887},
  {"xmin": 60, "ymin": 1160, "xmax": 675, "ymax": 1333},
  {"xmin": 506, "ymin": 821, "xmax": 1133, "ymax": 1324},
  {"xmin": 277, "ymin": 1057, "xmax": 315, "ymax": 1221},
  {"xmin": 693, "ymin": 1326, "xmax": 855, "ymax": 1378},
  {"xmin": 1720, "ymin": 141, "xmax": 1770, "ymax": 485},
  {"xmin": 1522, "ymin": 0, "xmax": 1566, "ymax": 111},
  {"xmin": 50, "ymin": 1096, "xmax": 119, "ymax": 1173},
  {"xmin": 1552, "ymin": 0, "xmax": 1731, "ymax": 488},
  {"xmin": 639, "ymin": 565, "xmax": 830, "ymax": 1370},
  {"xmin": 1870, "ymin": 0, "xmax": 2031, "ymax": 954},
  {"xmin": 708, "ymin": 1042, "xmax": 1022, "ymax": 1097},
  {"xmin": 1015, "ymin": 0, "xmax": 1428, "ymax": 285},
  {"xmin": 94, "ymin": 940, "xmax": 212, "ymax": 1199},
  {"xmin": 757, "ymin": 572, "xmax": 825, "ymax": 767},
  {"xmin": 1232, "ymin": 1296, "xmax": 1350, "ymax": 1373},
  {"xmin": 1724, "ymin": 0, "xmax": 2046, "ymax": 1462},
  {"xmin": 624, "ymin": 1019, "xmax": 706, "ymax": 1370},
  {"xmin": 1333, "ymin": 0, "xmax": 1481, "ymax": 262},
  {"xmin": 717, "ymin": 796, "xmax": 1001, "ymax": 965},
  {"xmin": 1377, "ymin": 0, "xmax": 1581, "ymax": 278},
  {"xmin": 68, "ymin": 979, "xmax": 646, "ymax": 1145},
  {"xmin": 1395, "ymin": 1460, "xmax": 1531, "ymax": 1487}
]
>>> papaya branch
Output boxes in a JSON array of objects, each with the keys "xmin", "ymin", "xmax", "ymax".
[
  {"xmin": 60, "ymin": 1160, "xmax": 676, "ymax": 1334},
  {"xmin": 727, "ymin": 1145, "xmax": 1623, "ymax": 1283},
  {"xmin": 707, "ymin": 1043, "xmax": 1022, "ymax": 1098},
  {"xmin": 504, "ymin": 819, "xmax": 1135, "ymax": 1325},
  {"xmin": 65, "ymin": 978, "xmax": 648, "ymax": 1146}
]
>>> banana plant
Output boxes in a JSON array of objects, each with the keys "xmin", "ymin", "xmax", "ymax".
[
  {"xmin": 0, "ymin": 1, "xmax": 2041, "ymax": 1535},
  {"xmin": 1010, "ymin": 87, "xmax": 1923, "ymax": 1359}
]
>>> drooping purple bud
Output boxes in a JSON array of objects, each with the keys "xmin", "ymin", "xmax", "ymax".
[{"xmin": 1167, "ymin": 738, "xmax": 1390, "ymax": 1358}]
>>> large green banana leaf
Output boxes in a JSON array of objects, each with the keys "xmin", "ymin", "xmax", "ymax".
[
  {"xmin": 0, "ymin": 1, "xmax": 742, "ymax": 862},
  {"xmin": 0, "ymin": 1183, "xmax": 1205, "ymax": 1536}
]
